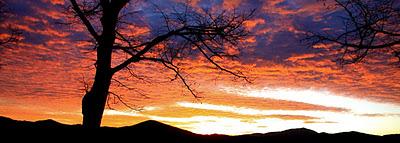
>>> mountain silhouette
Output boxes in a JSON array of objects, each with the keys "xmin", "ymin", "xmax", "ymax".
[
  {"xmin": 0, "ymin": 116, "xmax": 399, "ymax": 143},
  {"xmin": 248, "ymin": 127, "xmax": 318, "ymax": 137}
]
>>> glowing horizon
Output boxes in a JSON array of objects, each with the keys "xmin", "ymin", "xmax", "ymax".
[{"xmin": 99, "ymin": 86, "xmax": 400, "ymax": 135}]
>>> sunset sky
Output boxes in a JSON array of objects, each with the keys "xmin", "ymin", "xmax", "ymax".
[{"xmin": 0, "ymin": 0, "xmax": 400, "ymax": 135}]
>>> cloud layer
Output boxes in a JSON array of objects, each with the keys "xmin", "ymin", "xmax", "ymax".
[{"xmin": 0, "ymin": 0, "xmax": 399, "ymax": 136}]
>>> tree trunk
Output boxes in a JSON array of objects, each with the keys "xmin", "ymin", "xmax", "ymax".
[
  {"xmin": 81, "ymin": 14, "xmax": 115, "ymax": 128},
  {"xmin": 80, "ymin": 1, "xmax": 124, "ymax": 128},
  {"xmin": 82, "ymin": 70, "xmax": 112, "ymax": 128}
]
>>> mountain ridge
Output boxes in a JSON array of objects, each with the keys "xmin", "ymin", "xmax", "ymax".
[{"xmin": 0, "ymin": 116, "xmax": 398, "ymax": 143}]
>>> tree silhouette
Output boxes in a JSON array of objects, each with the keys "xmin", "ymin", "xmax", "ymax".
[
  {"xmin": 0, "ymin": 0, "xmax": 20, "ymax": 48},
  {"xmin": 307, "ymin": 0, "xmax": 400, "ymax": 64},
  {"xmin": 68, "ymin": 0, "xmax": 253, "ymax": 128}
]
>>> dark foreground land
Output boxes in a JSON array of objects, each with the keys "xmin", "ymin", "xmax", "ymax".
[{"xmin": 0, "ymin": 116, "xmax": 399, "ymax": 143}]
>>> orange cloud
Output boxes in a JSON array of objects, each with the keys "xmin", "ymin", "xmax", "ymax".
[
  {"xmin": 222, "ymin": 0, "xmax": 242, "ymax": 10},
  {"xmin": 34, "ymin": 6, "xmax": 64, "ymax": 19},
  {"xmin": 244, "ymin": 18, "xmax": 266, "ymax": 30},
  {"xmin": 41, "ymin": 0, "xmax": 65, "ymax": 5}
]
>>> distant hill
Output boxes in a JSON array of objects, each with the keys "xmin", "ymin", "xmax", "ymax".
[{"xmin": 0, "ymin": 116, "xmax": 399, "ymax": 143}]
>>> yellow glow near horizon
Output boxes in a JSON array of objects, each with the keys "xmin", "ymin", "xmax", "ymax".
[
  {"xmin": 176, "ymin": 101, "xmax": 400, "ymax": 135},
  {"xmin": 101, "ymin": 87, "xmax": 400, "ymax": 135},
  {"xmin": 220, "ymin": 86, "xmax": 400, "ymax": 114}
]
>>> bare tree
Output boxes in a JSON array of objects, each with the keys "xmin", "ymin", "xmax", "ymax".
[
  {"xmin": 306, "ymin": 0, "xmax": 400, "ymax": 64},
  {"xmin": 0, "ymin": 0, "xmax": 20, "ymax": 48},
  {"xmin": 68, "ymin": 0, "xmax": 253, "ymax": 128}
]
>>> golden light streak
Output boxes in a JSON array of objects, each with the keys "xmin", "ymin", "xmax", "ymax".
[
  {"xmin": 175, "ymin": 101, "xmax": 400, "ymax": 135},
  {"xmin": 220, "ymin": 86, "xmax": 400, "ymax": 114}
]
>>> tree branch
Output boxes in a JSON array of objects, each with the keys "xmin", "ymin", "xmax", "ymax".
[
  {"xmin": 141, "ymin": 57, "xmax": 199, "ymax": 98},
  {"xmin": 306, "ymin": 0, "xmax": 400, "ymax": 64},
  {"xmin": 111, "ymin": 29, "xmax": 184, "ymax": 73},
  {"xmin": 181, "ymin": 35, "xmax": 250, "ymax": 83},
  {"xmin": 70, "ymin": 0, "xmax": 100, "ymax": 41}
]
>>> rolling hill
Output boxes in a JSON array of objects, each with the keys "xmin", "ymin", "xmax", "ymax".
[{"xmin": 0, "ymin": 116, "xmax": 398, "ymax": 143}]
